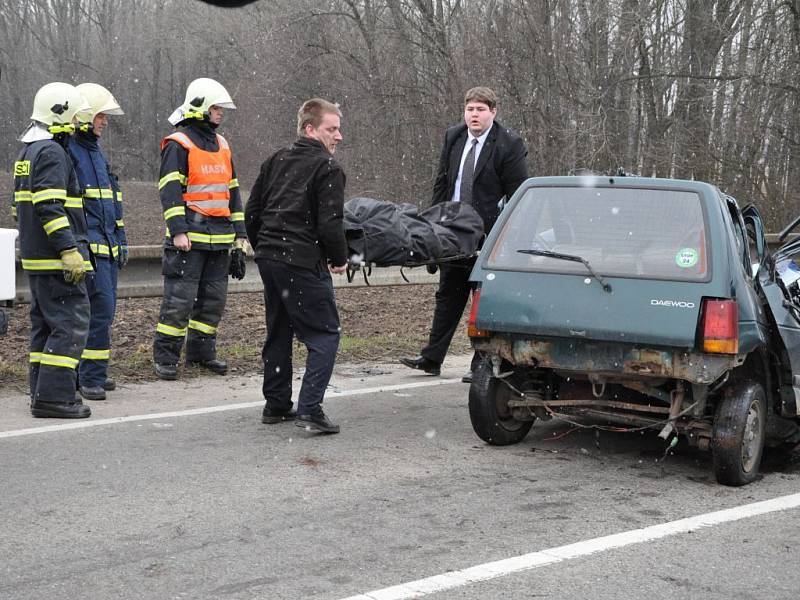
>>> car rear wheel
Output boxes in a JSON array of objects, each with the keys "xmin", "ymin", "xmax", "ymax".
[
  {"xmin": 468, "ymin": 360, "xmax": 534, "ymax": 446},
  {"xmin": 711, "ymin": 381, "xmax": 766, "ymax": 486}
]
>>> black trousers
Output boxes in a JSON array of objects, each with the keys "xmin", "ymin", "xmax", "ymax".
[
  {"xmin": 256, "ymin": 259, "xmax": 340, "ymax": 416},
  {"xmin": 153, "ymin": 248, "xmax": 230, "ymax": 365},
  {"xmin": 421, "ymin": 257, "xmax": 476, "ymax": 365},
  {"xmin": 28, "ymin": 274, "xmax": 90, "ymax": 404}
]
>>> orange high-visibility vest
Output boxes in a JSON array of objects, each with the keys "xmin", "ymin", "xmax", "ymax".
[{"xmin": 161, "ymin": 131, "xmax": 233, "ymax": 217}]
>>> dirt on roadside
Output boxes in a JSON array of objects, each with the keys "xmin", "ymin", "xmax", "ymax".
[{"xmin": 0, "ymin": 285, "xmax": 471, "ymax": 390}]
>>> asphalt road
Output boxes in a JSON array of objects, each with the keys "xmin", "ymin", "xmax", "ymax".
[{"xmin": 1, "ymin": 356, "xmax": 799, "ymax": 600}]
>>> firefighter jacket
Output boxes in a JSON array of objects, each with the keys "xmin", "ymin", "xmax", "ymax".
[
  {"xmin": 13, "ymin": 138, "xmax": 92, "ymax": 276},
  {"xmin": 158, "ymin": 122, "xmax": 245, "ymax": 251},
  {"xmin": 68, "ymin": 131, "xmax": 127, "ymax": 260}
]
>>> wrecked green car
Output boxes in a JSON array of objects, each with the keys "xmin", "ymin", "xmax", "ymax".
[{"xmin": 468, "ymin": 176, "xmax": 800, "ymax": 486}]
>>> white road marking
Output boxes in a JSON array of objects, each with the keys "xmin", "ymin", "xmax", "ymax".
[
  {"xmin": 338, "ymin": 492, "xmax": 800, "ymax": 600},
  {"xmin": 0, "ymin": 378, "xmax": 461, "ymax": 439}
]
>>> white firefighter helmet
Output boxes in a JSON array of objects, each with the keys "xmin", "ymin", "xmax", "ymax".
[
  {"xmin": 30, "ymin": 82, "xmax": 89, "ymax": 126},
  {"xmin": 168, "ymin": 77, "xmax": 235, "ymax": 125},
  {"xmin": 75, "ymin": 83, "xmax": 124, "ymax": 123}
]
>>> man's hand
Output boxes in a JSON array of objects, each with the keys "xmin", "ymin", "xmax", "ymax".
[
  {"xmin": 329, "ymin": 263, "xmax": 347, "ymax": 274},
  {"xmin": 117, "ymin": 245, "xmax": 129, "ymax": 268},
  {"xmin": 173, "ymin": 232, "xmax": 191, "ymax": 251},
  {"xmin": 60, "ymin": 248, "xmax": 86, "ymax": 284}
]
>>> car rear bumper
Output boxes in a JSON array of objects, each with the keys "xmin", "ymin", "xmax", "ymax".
[{"xmin": 473, "ymin": 335, "xmax": 738, "ymax": 385}]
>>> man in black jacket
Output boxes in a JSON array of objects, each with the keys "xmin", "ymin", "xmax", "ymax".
[
  {"xmin": 400, "ymin": 87, "xmax": 528, "ymax": 381},
  {"xmin": 245, "ymin": 98, "xmax": 347, "ymax": 434}
]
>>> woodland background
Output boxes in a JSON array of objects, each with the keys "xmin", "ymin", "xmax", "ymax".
[{"xmin": 2, "ymin": 0, "xmax": 800, "ymax": 229}]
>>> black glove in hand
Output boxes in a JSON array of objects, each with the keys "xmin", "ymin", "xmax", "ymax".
[{"xmin": 229, "ymin": 248, "xmax": 246, "ymax": 280}]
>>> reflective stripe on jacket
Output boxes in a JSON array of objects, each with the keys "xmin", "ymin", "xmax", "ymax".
[
  {"xmin": 160, "ymin": 132, "xmax": 232, "ymax": 218},
  {"xmin": 14, "ymin": 139, "xmax": 93, "ymax": 275},
  {"xmin": 68, "ymin": 131, "xmax": 124, "ymax": 258}
]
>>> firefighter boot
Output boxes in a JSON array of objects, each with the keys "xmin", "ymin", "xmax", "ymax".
[
  {"xmin": 79, "ymin": 385, "xmax": 106, "ymax": 401},
  {"xmin": 154, "ymin": 363, "xmax": 178, "ymax": 380},
  {"xmin": 31, "ymin": 398, "xmax": 91, "ymax": 419},
  {"xmin": 189, "ymin": 359, "xmax": 228, "ymax": 375}
]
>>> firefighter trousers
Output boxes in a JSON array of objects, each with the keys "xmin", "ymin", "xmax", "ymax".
[
  {"xmin": 153, "ymin": 248, "xmax": 230, "ymax": 365},
  {"xmin": 28, "ymin": 274, "xmax": 90, "ymax": 405},
  {"xmin": 79, "ymin": 256, "xmax": 118, "ymax": 387}
]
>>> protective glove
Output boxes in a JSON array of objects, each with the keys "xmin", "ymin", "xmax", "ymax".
[
  {"xmin": 229, "ymin": 248, "xmax": 246, "ymax": 280},
  {"xmin": 117, "ymin": 245, "xmax": 129, "ymax": 269},
  {"xmin": 60, "ymin": 248, "xmax": 86, "ymax": 284},
  {"xmin": 233, "ymin": 237, "xmax": 251, "ymax": 254}
]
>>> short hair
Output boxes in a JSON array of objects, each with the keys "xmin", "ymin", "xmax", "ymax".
[
  {"xmin": 297, "ymin": 98, "xmax": 342, "ymax": 137},
  {"xmin": 464, "ymin": 87, "xmax": 498, "ymax": 110}
]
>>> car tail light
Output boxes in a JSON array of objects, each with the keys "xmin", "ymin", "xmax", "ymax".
[
  {"xmin": 701, "ymin": 299, "xmax": 738, "ymax": 354},
  {"xmin": 468, "ymin": 288, "xmax": 490, "ymax": 338}
]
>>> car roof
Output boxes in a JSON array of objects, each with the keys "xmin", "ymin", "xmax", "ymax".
[{"xmin": 519, "ymin": 175, "xmax": 720, "ymax": 196}]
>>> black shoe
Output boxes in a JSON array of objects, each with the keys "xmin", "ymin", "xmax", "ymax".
[
  {"xmin": 79, "ymin": 385, "xmax": 106, "ymax": 401},
  {"xmin": 262, "ymin": 408, "xmax": 297, "ymax": 424},
  {"xmin": 295, "ymin": 411, "xmax": 340, "ymax": 434},
  {"xmin": 154, "ymin": 363, "xmax": 178, "ymax": 380},
  {"xmin": 188, "ymin": 359, "xmax": 228, "ymax": 375},
  {"xmin": 461, "ymin": 371, "xmax": 473, "ymax": 384},
  {"xmin": 399, "ymin": 356, "xmax": 441, "ymax": 376},
  {"xmin": 102, "ymin": 378, "xmax": 116, "ymax": 391},
  {"xmin": 31, "ymin": 399, "xmax": 91, "ymax": 419}
]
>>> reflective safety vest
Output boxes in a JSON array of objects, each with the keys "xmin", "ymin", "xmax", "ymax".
[{"xmin": 160, "ymin": 132, "xmax": 232, "ymax": 217}]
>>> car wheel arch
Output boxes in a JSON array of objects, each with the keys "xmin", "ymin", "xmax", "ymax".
[{"xmin": 729, "ymin": 347, "xmax": 775, "ymax": 413}]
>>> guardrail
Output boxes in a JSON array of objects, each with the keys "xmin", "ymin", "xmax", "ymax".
[
  {"xmin": 11, "ymin": 245, "xmax": 439, "ymax": 303},
  {"xmin": 8, "ymin": 234, "xmax": 799, "ymax": 303}
]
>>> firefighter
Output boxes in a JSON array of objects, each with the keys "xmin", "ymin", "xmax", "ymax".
[
  {"xmin": 13, "ymin": 82, "xmax": 93, "ymax": 418},
  {"xmin": 69, "ymin": 83, "xmax": 126, "ymax": 401},
  {"xmin": 152, "ymin": 77, "xmax": 247, "ymax": 380}
]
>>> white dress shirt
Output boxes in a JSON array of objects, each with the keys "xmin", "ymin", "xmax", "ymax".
[{"xmin": 452, "ymin": 127, "xmax": 490, "ymax": 203}]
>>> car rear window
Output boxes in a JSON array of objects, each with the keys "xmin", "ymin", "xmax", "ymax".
[{"xmin": 487, "ymin": 186, "xmax": 709, "ymax": 282}]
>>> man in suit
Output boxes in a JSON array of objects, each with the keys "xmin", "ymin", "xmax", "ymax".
[{"xmin": 400, "ymin": 87, "xmax": 528, "ymax": 382}]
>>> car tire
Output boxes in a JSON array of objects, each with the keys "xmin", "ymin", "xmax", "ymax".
[
  {"xmin": 468, "ymin": 360, "xmax": 534, "ymax": 446},
  {"xmin": 711, "ymin": 381, "xmax": 767, "ymax": 486}
]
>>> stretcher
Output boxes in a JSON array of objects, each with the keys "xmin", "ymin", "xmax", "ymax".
[{"xmin": 342, "ymin": 198, "xmax": 484, "ymax": 285}]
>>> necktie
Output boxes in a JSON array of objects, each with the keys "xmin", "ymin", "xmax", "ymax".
[{"xmin": 459, "ymin": 139, "xmax": 478, "ymax": 204}]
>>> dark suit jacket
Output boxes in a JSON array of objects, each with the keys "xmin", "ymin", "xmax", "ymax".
[{"xmin": 431, "ymin": 120, "xmax": 528, "ymax": 233}]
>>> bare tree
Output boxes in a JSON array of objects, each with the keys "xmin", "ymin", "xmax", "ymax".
[{"xmin": 1, "ymin": 0, "xmax": 799, "ymax": 226}]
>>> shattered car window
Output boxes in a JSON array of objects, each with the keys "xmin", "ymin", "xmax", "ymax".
[{"xmin": 488, "ymin": 186, "xmax": 709, "ymax": 282}]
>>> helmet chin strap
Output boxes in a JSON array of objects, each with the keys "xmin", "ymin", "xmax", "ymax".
[
  {"xmin": 183, "ymin": 110, "xmax": 206, "ymax": 121},
  {"xmin": 48, "ymin": 123, "xmax": 75, "ymax": 135},
  {"xmin": 180, "ymin": 110, "xmax": 217, "ymax": 128},
  {"xmin": 78, "ymin": 123, "xmax": 94, "ymax": 133},
  {"xmin": 47, "ymin": 123, "xmax": 76, "ymax": 147}
]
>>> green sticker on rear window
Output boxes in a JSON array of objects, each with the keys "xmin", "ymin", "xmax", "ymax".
[{"xmin": 676, "ymin": 248, "xmax": 698, "ymax": 268}]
